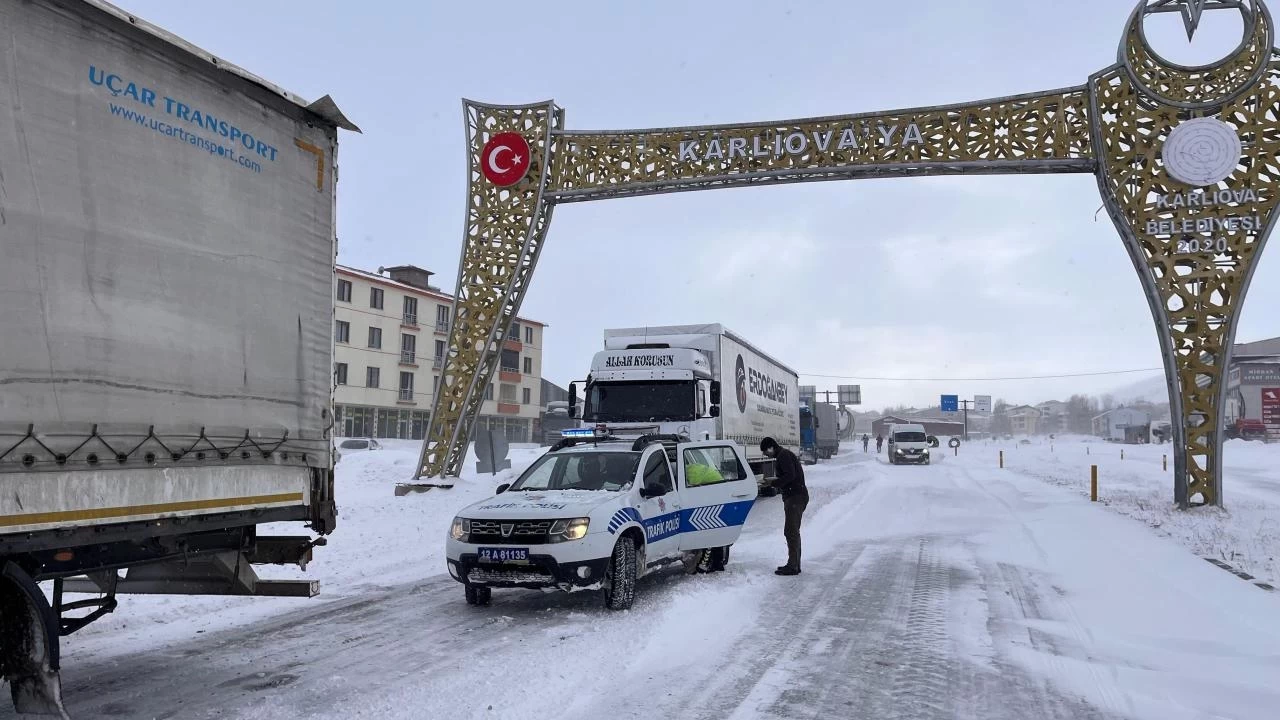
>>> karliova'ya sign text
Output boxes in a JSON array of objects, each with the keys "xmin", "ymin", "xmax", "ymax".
[{"xmin": 677, "ymin": 122, "xmax": 925, "ymax": 163}]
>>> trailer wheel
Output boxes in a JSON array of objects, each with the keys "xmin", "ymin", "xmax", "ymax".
[
  {"xmin": 464, "ymin": 584, "xmax": 491, "ymax": 606},
  {"xmin": 0, "ymin": 562, "xmax": 65, "ymax": 716},
  {"xmin": 603, "ymin": 538, "xmax": 637, "ymax": 611}
]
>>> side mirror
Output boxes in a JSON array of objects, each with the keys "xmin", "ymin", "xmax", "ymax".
[
  {"xmin": 568, "ymin": 383, "xmax": 578, "ymax": 419},
  {"xmin": 641, "ymin": 483, "xmax": 668, "ymax": 499},
  {"xmin": 495, "ymin": 483, "xmax": 510, "ymax": 494},
  {"xmin": 710, "ymin": 405, "xmax": 721, "ymax": 418},
  {"xmin": 709, "ymin": 380, "xmax": 721, "ymax": 405}
]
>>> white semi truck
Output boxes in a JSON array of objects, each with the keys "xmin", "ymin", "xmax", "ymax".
[
  {"xmin": 0, "ymin": 0, "xmax": 356, "ymax": 714},
  {"xmin": 570, "ymin": 325, "xmax": 800, "ymax": 490}
]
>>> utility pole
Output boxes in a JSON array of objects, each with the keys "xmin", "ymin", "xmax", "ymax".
[{"xmin": 957, "ymin": 399, "xmax": 973, "ymax": 441}]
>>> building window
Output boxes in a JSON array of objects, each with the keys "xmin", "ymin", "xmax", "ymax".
[
  {"xmin": 522, "ymin": 387, "xmax": 532, "ymax": 405},
  {"xmin": 338, "ymin": 404, "xmax": 375, "ymax": 438},
  {"xmin": 508, "ymin": 322, "xmax": 521, "ymax": 341},
  {"xmin": 335, "ymin": 363, "xmax": 348, "ymax": 386},
  {"xmin": 500, "ymin": 384, "xmax": 517, "ymax": 403},
  {"xmin": 434, "ymin": 340, "xmax": 446, "ymax": 368},
  {"xmin": 522, "ymin": 356, "xmax": 533, "ymax": 374},
  {"xmin": 370, "ymin": 287, "xmax": 384, "ymax": 310},
  {"xmin": 433, "ymin": 375, "xmax": 440, "ymax": 392},
  {"xmin": 436, "ymin": 305, "xmax": 450, "ymax": 333},
  {"xmin": 401, "ymin": 334, "xmax": 416, "ymax": 364},
  {"xmin": 335, "ymin": 320, "xmax": 350, "ymax": 344},
  {"xmin": 403, "ymin": 297, "xmax": 418, "ymax": 326},
  {"xmin": 485, "ymin": 384, "xmax": 494, "ymax": 401},
  {"xmin": 399, "ymin": 372, "xmax": 414, "ymax": 402},
  {"xmin": 524, "ymin": 326, "xmax": 533, "ymax": 344},
  {"xmin": 366, "ymin": 366, "xmax": 380, "ymax": 388},
  {"xmin": 336, "ymin": 279, "xmax": 352, "ymax": 302},
  {"xmin": 368, "ymin": 327, "xmax": 382, "ymax": 349},
  {"xmin": 501, "ymin": 349, "xmax": 519, "ymax": 373}
]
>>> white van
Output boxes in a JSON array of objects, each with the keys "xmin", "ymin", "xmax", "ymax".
[
  {"xmin": 446, "ymin": 429, "xmax": 758, "ymax": 610},
  {"xmin": 887, "ymin": 423, "xmax": 931, "ymax": 465}
]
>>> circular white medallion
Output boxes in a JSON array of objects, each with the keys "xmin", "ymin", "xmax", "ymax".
[{"xmin": 1162, "ymin": 117, "xmax": 1243, "ymax": 187}]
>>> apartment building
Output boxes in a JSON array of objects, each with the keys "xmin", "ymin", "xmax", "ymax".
[
  {"xmin": 333, "ymin": 264, "xmax": 544, "ymax": 443},
  {"xmin": 1007, "ymin": 405, "xmax": 1042, "ymax": 436}
]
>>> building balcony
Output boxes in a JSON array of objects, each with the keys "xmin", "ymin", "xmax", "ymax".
[
  {"xmin": 435, "ymin": 321, "xmax": 450, "ymax": 335},
  {"xmin": 433, "ymin": 355, "xmax": 445, "ymax": 369},
  {"xmin": 400, "ymin": 350, "xmax": 417, "ymax": 366},
  {"xmin": 402, "ymin": 313, "xmax": 418, "ymax": 329},
  {"xmin": 499, "ymin": 368, "xmax": 521, "ymax": 383},
  {"xmin": 398, "ymin": 389, "xmax": 415, "ymax": 404},
  {"xmin": 497, "ymin": 402, "xmax": 521, "ymax": 415},
  {"xmin": 503, "ymin": 338, "xmax": 522, "ymax": 352}
]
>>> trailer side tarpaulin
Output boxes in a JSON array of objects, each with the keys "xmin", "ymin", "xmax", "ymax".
[{"xmin": 0, "ymin": 0, "xmax": 337, "ymax": 469}]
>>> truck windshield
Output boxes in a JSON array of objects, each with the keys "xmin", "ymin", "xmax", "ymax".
[
  {"xmin": 894, "ymin": 432, "xmax": 927, "ymax": 443},
  {"xmin": 509, "ymin": 452, "xmax": 638, "ymax": 492},
  {"xmin": 584, "ymin": 381, "xmax": 695, "ymax": 423}
]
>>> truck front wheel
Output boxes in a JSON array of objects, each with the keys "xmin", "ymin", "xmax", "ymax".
[
  {"xmin": 464, "ymin": 584, "xmax": 492, "ymax": 606},
  {"xmin": 603, "ymin": 538, "xmax": 637, "ymax": 611}
]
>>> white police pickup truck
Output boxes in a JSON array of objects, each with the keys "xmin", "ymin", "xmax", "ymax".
[{"xmin": 446, "ymin": 429, "xmax": 758, "ymax": 610}]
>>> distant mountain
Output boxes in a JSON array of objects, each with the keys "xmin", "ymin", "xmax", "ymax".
[{"xmin": 1108, "ymin": 372, "xmax": 1170, "ymax": 404}]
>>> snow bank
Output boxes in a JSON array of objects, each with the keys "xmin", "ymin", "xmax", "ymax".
[{"xmin": 989, "ymin": 436, "xmax": 1280, "ymax": 587}]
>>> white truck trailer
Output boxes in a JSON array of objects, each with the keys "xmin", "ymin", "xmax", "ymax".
[
  {"xmin": 570, "ymin": 324, "xmax": 800, "ymax": 489},
  {"xmin": 0, "ymin": 0, "xmax": 357, "ymax": 713}
]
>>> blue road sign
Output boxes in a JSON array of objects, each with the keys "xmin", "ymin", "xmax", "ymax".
[{"xmin": 941, "ymin": 395, "xmax": 959, "ymax": 412}]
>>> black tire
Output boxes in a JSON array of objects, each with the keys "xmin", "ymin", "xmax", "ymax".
[
  {"xmin": 464, "ymin": 584, "xmax": 491, "ymax": 606},
  {"xmin": 603, "ymin": 538, "xmax": 638, "ymax": 611}
]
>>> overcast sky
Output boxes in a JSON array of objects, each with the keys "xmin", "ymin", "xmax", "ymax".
[{"xmin": 116, "ymin": 0, "xmax": 1280, "ymax": 410}]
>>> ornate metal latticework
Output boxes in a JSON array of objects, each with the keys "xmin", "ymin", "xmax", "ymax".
[
  {"xmin": 548, "ymin": 89, "xmax": 1093, "ymax": 202},
  {"xmin": 419, "ymin": 0, "xmax": 1278, "ymax": 510},
  {"xmin": 1090, "ymin": 1, "xmax": 1279, "ymax": 506},
  {"xmin": 1125, "ymin": 1, "xmax": 1272, "ymax": 109},
  {"xmin": 416, "ymin": 101, "xmax": 561, "ymax": 479}
]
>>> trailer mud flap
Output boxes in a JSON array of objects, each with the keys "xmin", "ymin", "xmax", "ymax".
[{"xmin": 0, "ymin": 562, "xmax": 67, "ymax": 717}]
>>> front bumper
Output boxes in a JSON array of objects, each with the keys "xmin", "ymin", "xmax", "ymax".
[
  {"xmin": 447, "ymin": 553, "xmax": 611, "ymax": 590},
  {"xmin": 894, "ymin": 453, "xmax": 930, "ymax": 464}
]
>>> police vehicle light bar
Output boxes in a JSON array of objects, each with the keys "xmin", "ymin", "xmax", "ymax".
[{"xmin": 561, "ymin": 425, "xmax": 611, "ymax": 439}]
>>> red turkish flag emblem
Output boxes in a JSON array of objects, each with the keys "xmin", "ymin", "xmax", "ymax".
[{"xmin": 480, "ymin": 132, "xmax": 532, "ymax": 187}]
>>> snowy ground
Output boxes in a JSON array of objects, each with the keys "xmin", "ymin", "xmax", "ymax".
[
  {"xmin": 992, "ymin": 435, "xmax": 1280, "ymax": 587},
  {"xmin": 5, "ymin": 439, "xmax": 1280, "ymax": 719}
]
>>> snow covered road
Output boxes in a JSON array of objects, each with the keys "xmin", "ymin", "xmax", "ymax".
[{"xmin": 7, "ymin": 444, "xmax": 1280, "ymax": 719}]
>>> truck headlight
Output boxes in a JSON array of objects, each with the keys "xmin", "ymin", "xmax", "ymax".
[
  {"xmin": 548, "ymin": 518, "xmax": 590, "ymax": 542},
  {"xmin": 450, "ymin": 517, "xmax": 470, "ymax": 542}
]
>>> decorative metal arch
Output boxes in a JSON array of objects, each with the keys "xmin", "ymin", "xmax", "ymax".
[{"xmin": 419, "ymin": 0, "xmax": 1279, "ymax": 508}]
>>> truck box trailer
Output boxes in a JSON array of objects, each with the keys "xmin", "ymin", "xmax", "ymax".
[
  {"xmin": 814, "ymin": 402, "xmax": 840, "ymax": 459},
  {"xmin": 571, "ymin": 324, "xmax": 800, "ymax": 488},
  {"xmin": 0, "ymin": 0, "xmax": 356, "ymax": 713}
]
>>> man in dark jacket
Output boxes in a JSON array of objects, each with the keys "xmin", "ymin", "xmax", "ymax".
[{"xmin": 761, "ymin": 437, "xmax": 807, "ymax": 576}]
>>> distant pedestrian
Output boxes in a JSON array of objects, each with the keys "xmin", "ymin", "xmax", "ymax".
[
  {"xmin": 861, "ymin": 434, "xmax": 870, "ymax": 452},
  {"xmin": 875, "ymin": 434, "xmax": 884, "ymax": 453},
  {"xmin": 761, "ymin": 437, "xmax": 807, "ymax": 576}
]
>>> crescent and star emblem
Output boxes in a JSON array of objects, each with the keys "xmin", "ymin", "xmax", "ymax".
[{"xmin": 480, "ymin": 132, "xmax": 532, "ymax": 187}]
